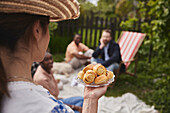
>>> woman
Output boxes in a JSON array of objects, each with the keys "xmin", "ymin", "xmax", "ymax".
[
  {"xmin": 33, "ymin": 52, "xmax": 83, "ymax": 113},
  {"xmin": 0, "ymin": 0, "xmax": 108, "ymax": 113}
]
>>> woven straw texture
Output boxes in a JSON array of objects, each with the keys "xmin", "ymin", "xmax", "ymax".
[{"xmin": 0, "ymin": 0, "xmax": 80, "ymax": 22}]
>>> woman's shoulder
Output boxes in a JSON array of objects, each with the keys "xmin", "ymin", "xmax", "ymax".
[{"xmin": 1, "ymin": 81, "xmax": 71, "ymax": 113}]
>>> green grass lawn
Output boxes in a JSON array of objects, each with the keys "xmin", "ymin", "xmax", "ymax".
[{"xmin": 106, "ymin": 73, "xmax": 153, "ymax": 100}]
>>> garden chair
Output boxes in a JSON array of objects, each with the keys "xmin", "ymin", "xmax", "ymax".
[{"xmin": 114, "ymin": 31, "xmax": 146, "ymax": 77}]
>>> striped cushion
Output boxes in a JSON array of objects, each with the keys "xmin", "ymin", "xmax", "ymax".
[{"xmin": 118, "ymin": 31, "xmax": 146, "ymax": 69}]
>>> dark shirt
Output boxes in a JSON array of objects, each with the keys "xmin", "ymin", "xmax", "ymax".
[{"xmin": 92, "ymin": 40, "xmax": 125, "ymax": 72}]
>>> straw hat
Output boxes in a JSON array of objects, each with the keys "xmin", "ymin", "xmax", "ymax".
[{"xmin": 0, "ymin": 0, "xmax": 80, "ymax": 22}]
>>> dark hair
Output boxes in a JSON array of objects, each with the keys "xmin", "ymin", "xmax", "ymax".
[
  {"xmin": 103, "ymin": 29, "xmax": 113, "ymax": 38},
  {"xmin": 74, "ymin": 33, "xmax": 81, "ymax": 36},
  {"xmin": 0, "ymin": 13, "xmax": 49, "ymax": 108}
]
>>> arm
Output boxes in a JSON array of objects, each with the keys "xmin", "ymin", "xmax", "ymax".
[
  {"xmin": 102, "ymin": 44, "xmax": 121, "ymax": 67},
  {"xmin": 92, "ymin": 38, "xmax": 105, "ymax": 58},
  {"xmin": 83, "ymin": 98, "xmax": 98, "ymax": 113},
  {"xmin": 92, "ymin": 46, "xmax": 102, "ymax": 58},
  {"xmin": 72, "ymin": 53, "xmax": 91, "ymax": 59},
  {"xmin": 66, "ymin": 104, "xmax": 82, "ymax": 113},
  {"xmin": 82, "ymin": 86, "xmax": 108, "ymax": 113}
]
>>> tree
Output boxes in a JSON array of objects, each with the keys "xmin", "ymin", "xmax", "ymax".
[
  {"xmin": 95, "ymin": 0, "xmax": 116, "ymax": 18},
  {"xmin": 78, "ymin": 0, "xmax": 117, "ymax": 18},
  {"xmin": 79, "ymin": 1, "xmax": 96, "ymax": 16},
  {"xmin": 115, "ymin": 0, "xmax": 135, "ymax": 18}
]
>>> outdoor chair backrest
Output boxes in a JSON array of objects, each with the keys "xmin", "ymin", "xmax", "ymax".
[{"xmin": 118, "ymin": 31, "xmax": 146, "ymax": 69}]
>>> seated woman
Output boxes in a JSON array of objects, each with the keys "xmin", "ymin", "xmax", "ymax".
[{"xmin": 33, "ymin": 52, "xmax": 83, "ymax": 113}]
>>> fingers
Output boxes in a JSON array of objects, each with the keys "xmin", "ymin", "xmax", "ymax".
[
  {"xmin": 84, "ymin": 85, "xmax": 108, "ymax": 97},
  {"xmin": 99, "ymin": 38, "xmax": 103, "ymax": 43}
]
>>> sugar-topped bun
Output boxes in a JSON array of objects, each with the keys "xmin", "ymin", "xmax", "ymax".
[
  {"xmin": 78, "ymin": 71, "xmax": 84, "ymax": 80},
  {"xmin": 83, "ymin": 64, "xmax": 94, "ymax": 73},
  {"xmin": 94, "ymin": 75, "xmax": 108, "ymax": 84},
  {"xmin": 93, "ymin": 64, "xmax": 106, "ymax": 76},
  {"xmin": 106, "ymin": 70, "xmax": 114, "ymax": 80},
  {"xmin": 83, "ymin": 70, "xmax": 97, "ymax": 84}
]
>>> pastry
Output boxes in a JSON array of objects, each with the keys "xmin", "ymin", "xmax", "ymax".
[
  {"xmin": 78, "ymin": 71, "xmax": 84, "ymax": 80},
  {"xmin": 83, "ymin": 64, "xmax": 94, "ymax": 73},
  {"xmin": 94, "ymin": 75, "xmax": 108, "ymax": 84},
  {"xmin": 83, "ymin": 70, "xmax": 97, "ymax": 84},
  {"xmin": 93, "ymin": 64, "xmax": 106, "ymax": 76},
  {"xmin": 106, "ymin": 70, "xmax": 114, "ymax": 80}
]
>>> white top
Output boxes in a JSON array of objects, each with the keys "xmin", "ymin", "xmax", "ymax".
[
  {"xmin": 104, "ymin": 43, "xmax": 110, "ymax": 61},
  {"xmin": 1, "ymin": 81, "xmax": 74, "ymax": 113}
]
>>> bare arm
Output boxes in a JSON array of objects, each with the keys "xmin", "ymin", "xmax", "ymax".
[
  {"xmin": 82, "ymin": 86, "xmax": 108, "ymax": 113},
  {"xmin": 72, "ymin": 53, "xmax": 91, "ymax": 59},
  {"xmin": 66, "ymin": 104, "xmax": 82, "ymax": 113},
  {"xmin": 83, "ymin": 98, "xmax": 98, "ymax": 113}
]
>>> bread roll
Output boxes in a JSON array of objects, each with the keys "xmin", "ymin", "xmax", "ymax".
[
  {"xmin": 94, "ymin": 75, "xmax": 108, "ymax": 84},
  {"xmin": 83, "ymin": 70, "xmax": 97, "ymax": 84},
  {"xmin": 78, "ymin": 71, "xmax": 84, "ymax": 80},
  {"xmin": 106, "ymin": 70, "xmax": 114, "ymax": 80},
  {"xmin": 83, "ymin": 64, "xmax": 94, "ymax": 73},
  {"xmin": 93, "ymin": 64, "xmax": 106, "ymax": 76}
]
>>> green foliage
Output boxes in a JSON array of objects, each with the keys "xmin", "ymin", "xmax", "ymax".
[
  {"xmin": 95, "ymin": 0, "xmax": 116, "ymax": 18},
  {"xmin": 144, "ymin": 75, "xmax": 170, "ymax": 113},
  {"xmin": 49, "ymin": 22, "xmax": 58, "ymax": 38},
  {"xmin": 138, "ymin": 0, "xmax": 170, "ymax": 55},
  {"xmin": 78, "ymin": 0, "xmax": 117, "ymax": 18},
  {"xmin": 115, "ymin": 0, "xmax": 135, "ymax": 17},
  {"xmin": 48, "ymin": 34, "xmax": 72, "ymax": 54},
  {"xmin": 48, "ymin": 22, "xmax": 73, "ymax": 54},
  {"xmin": 120, "ymin": 17, "xmax": 138, "ymax": 30},
  {"xmin": 52, "ymin": 53, "xmax": 65, "ymax": 62},
  {"xmin": 119, "ymin": 0, "xmax": 170, "ymax": 112},
  {"xmin": 79, "ymin": 1, "xmax": 96, "ymax": 16}
]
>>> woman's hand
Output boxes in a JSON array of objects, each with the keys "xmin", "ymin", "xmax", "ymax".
[
  {"xmin": 74, "ymin": 106, "xmax": 82, "ymax": 113},
  {"xmin": 82, "ymin": 86, "xmax": 108, "ymax": 113},
  {"xmin": 84, "ymin": 85, "xmax": 108, "ymax": 100}
]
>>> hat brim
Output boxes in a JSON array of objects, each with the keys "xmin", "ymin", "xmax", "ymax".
[{"xmin": 0, "ymin": 0, "xmax": 80, "ymax": 22}]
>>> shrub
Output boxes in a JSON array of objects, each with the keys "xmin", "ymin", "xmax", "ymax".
[
  {"xmin": 144, "ymin": 75, "xmax": 170, "ymax": 113},
  {"xmin": 48, "ymin": 34, "xmax": 72, "ymax": 54}
]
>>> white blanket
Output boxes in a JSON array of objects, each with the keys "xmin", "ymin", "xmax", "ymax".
[{"xmin": 98, "ymin": 93, "xmax": 158, "ymax": 113}]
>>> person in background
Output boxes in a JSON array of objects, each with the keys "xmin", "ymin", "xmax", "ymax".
[
  {"xmin": 0, "ymin": 0, "xmax": 108, "ymax": 113},
  {"xmin": 65, "ymin": 34, "xmax": 94, "ymax": 69},
  {"xmin": 91, "ymin": 29, "xmax": 125, "ymax": 72},
  {"xmin": 33, "ymin": 52, "xmax": 83, "ymax": 113}
]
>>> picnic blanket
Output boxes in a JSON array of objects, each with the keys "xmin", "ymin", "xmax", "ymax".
[
  {"xmin": 54, "ymin": 66, "xmax": 158, "ymax": 113},
  {"xmin": 98, "ymin": 93, "xmax": 158, "ymax": 113}
]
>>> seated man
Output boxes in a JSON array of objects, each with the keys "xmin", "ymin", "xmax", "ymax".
[
  {"xmin": 65, "ymin": 34, "xmax": 93, "ymax": 69},
  {"xmin": 91, "ymin": 29, "xmax": 125, "ymax": 72},
  {"xmin": 33, "ymin": 52, "xmax": 83, "ymax": 113}
]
